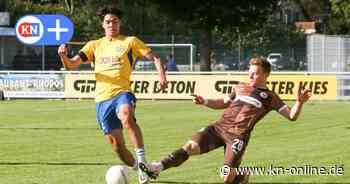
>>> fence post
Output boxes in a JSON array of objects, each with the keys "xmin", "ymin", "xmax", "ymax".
[{"xmin": 0, "ymin": 90, "xmax": 4, "ymax": 101}]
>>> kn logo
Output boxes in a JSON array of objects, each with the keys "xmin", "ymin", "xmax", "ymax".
[
  {"xmin": 15, "ymin": 16, "xmax": 44, "ymax": 44},
  {"xmin": 16, "ymin": 15, "xmax": 73, "ymax": 45}
]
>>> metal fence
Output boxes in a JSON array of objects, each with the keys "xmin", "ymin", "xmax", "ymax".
[
  {"xmin": 0, "ymin": 36, "xmax": 62, "ymax": 71},
  {"xmin": 0, "ymin": 32, "xmax": 307, "ymax": 72},
  {"xmin": 307, "ymin": 34, "xmax": 350, "ymax": 72},
  {"xmin": 337, "ymin": 74, "xmax": 350, "ymax": 100},
  {"xmin": 307, "ymin": 35, "xmax": 350, "ymax": 100},
  {"xmin": 6, "ymin": 33, "xmax": 350, "ymax": 73}
]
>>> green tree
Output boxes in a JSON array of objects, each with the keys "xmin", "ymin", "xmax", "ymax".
[
  {"xmin": 215, "ymin": 19, "xmax": 305, "ymax": 68},
  {"xmin": 2, "ymin": 0, "xmax": 64, "ymax": 26},
  {"xmin": 328, "ymin": 0, "xmax": 350, "ymax": 34},
  {"xmin": 293, "ymin": 0, "xmax": 331, "ymax": 33},
  {"xmin": 145, "ymin": 0, "xmax": 278, "ymax": 71},
  {"xmin": 291, "ymin": 0, "xmax": 350, "ymax": 34},
  {"xmin": 293, "ymin": 0, "xmax": 330, "ymax": 20}
]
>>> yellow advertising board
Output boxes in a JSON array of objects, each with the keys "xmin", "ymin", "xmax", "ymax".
[
  {"xmin": 65, "ymin": 74, "xmax": 95, "ymax": 98},
  {"xmin": 131, "ymin": 75, "xmax": 246, "ymax": 99},
  {"xmin": 64, "ymin": 74, "xmax": 337, "ymax": 100},
  {"xmin": 266, "ymin": 75, "xmax": 337, "ymax": 100}
]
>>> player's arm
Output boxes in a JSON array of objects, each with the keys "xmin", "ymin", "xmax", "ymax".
[
  {"xmin": 191, "ymin": 94, "xmax": 231, "ymax": 109},
  {"xmin": 58, "ymin": 44, "xmax": 81, "ymax": 70},
  {"xmin": 145, "ymin": 51, "xmax": 167, "ymax": 90},
  {"xmin": 279, "ymin": 89, "xmax": 312, "ymax": 121}
]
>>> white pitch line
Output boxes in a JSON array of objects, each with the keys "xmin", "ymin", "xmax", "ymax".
[{"xmin": 0, "ymin": 100, "xmax": 191, "ymax": 114}]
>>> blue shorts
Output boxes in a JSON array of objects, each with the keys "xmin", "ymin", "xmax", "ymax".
[{"xmin": 96, "ymin": 92, "xmax": 136, "ymax": 134}]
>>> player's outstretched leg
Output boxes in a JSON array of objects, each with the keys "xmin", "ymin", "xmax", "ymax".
[
  {"xmin": 139, "ymin": 147, "xmax": 189, "ymax": 180},
  {"xmin": 140, "ymin": 140, "xmax": 200, "ymax": 179},
  {"xmin": 161, "ymin": 147, "xmax": 190, "ymax": 169}
]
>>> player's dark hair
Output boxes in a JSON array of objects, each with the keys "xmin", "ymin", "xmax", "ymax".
[
  {"xmin": 97, "ymin": 6, "xmax": 123, "ymax": 21},
  {"xmin": 249, "ymin": 56, "xmax": 271, "ymax": 74}
]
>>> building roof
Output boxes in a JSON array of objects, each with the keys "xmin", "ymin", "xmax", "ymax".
[{"xmin": 295, "ymin": 21, "xmax": 316, "ymax": 34}]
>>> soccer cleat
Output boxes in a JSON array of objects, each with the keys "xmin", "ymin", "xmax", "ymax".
[
  {"xmin": 138, "ymin": 168, "xmax": 150, "ymax": 184},
  {"xmin": 138, "ymin": 162, "xmax": 159, "ymax": 180}
]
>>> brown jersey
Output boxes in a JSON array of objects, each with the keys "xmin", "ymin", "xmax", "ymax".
[{"xmin": 214, "ymin": 82, "xmax": 286, "ymax": 137}]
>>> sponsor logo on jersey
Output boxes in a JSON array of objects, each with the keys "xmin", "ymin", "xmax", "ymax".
[
  {"xmin": 260, "ymin": 92, "xmax": 268, "ymax": 99},
  {"xmin": 115, "ymin": 45, "xmax": 127, "ymax": 55},
  {"xmin": 235, "ymin": 95, "xmax": 262, "ymax": 108}
]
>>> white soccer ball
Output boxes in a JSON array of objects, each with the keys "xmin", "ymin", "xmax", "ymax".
[{"xmin": 105, "ymin": 165, "xmax": 130, "ymax": 184}]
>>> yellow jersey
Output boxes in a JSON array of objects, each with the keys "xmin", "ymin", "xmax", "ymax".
[{"xmin": 79, "ymin": 35, "xmax": 151, "ymax": 103}]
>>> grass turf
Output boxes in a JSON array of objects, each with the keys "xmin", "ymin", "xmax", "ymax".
[{"xmin": 0, "ymin": 100, "xmax": 349, "ymax": 183}]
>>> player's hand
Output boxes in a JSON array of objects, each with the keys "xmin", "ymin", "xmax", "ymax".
[
  {"xmin": 57, "ymin": 44, "xmax": 68, "ymax": 57},
  {"xmin": 159, "ymin": 77, "xmax": 168, "ymax": 90},
  {"xmin": 297, "ymin": 88, "xmax": 312, "ymax": 103},
  {"xmin": 191, "ymin": 94, "xmax": 205, "ymax": 105}
]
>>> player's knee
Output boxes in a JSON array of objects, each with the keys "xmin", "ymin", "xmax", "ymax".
[
  {"xmin": 118, "ymin": 108, "xmax": 131, "ymax": 121},
  {"xmin": 182, "ymin": 140, "xmax": 200, "ymax": 155},
  {"xmin": 117, "ymin": 108, "xmax": 135, "ymax": 128}
]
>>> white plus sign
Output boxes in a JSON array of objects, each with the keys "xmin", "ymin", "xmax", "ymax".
[{"xmin": 47, "ymin": 19, "xmax": 68, "ymax": 41}]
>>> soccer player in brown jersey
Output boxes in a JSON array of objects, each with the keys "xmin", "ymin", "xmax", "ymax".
[{"xmin": 140, "ymin": 56, "xmax": 312, "ymax": 184}]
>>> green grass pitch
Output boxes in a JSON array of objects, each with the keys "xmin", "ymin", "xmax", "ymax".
[{"xmin": 0, "ymin": 100, "xmax": 349, "ymax": 183}]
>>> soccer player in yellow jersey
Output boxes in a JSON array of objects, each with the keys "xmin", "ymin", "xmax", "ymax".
[{"xmin": 58, "ymin": 5, "xmax": 167, "ymax": 184}]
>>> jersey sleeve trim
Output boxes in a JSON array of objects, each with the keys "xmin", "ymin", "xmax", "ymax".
[
  {"xmin": 78, "ymin": 51, "xmax": 88, "ymax": 62},
  {"xmin": 278, "ymin": 105, "xmax": 288, "ymax": 112},
  {"xmin": 127, "ymin": 49, "xmax": 134, "ymax": 68}
]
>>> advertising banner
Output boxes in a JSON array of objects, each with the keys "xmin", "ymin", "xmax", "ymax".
[
  {"xmin": 267, "ymin": 75, "xmax": 337, "ymax": 100},
  {"xmin": 0, "ymin": 74, "xmax": 64, "ymax": 98},
  {"xmin": 64, "ymin": 74, "xmax": 337, "ymax": 100},
  {"xmin": 65, "ymin": 74, "xmax": 95, "ymax": 98}
]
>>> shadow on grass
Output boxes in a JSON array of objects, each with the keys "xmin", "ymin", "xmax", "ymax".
[{"xmin": 0, "ymin": 162, "xmax": 112, "ymax": 165}]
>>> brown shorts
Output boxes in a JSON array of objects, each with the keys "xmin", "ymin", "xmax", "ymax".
[{"xmin": 191, "ymin": 125, "xmax": 250, "ymax": 168}]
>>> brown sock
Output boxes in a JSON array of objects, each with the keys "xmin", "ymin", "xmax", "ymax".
[{"xmin": 161, "ymin": 148, "xmax": 189, "ymax": 170}]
